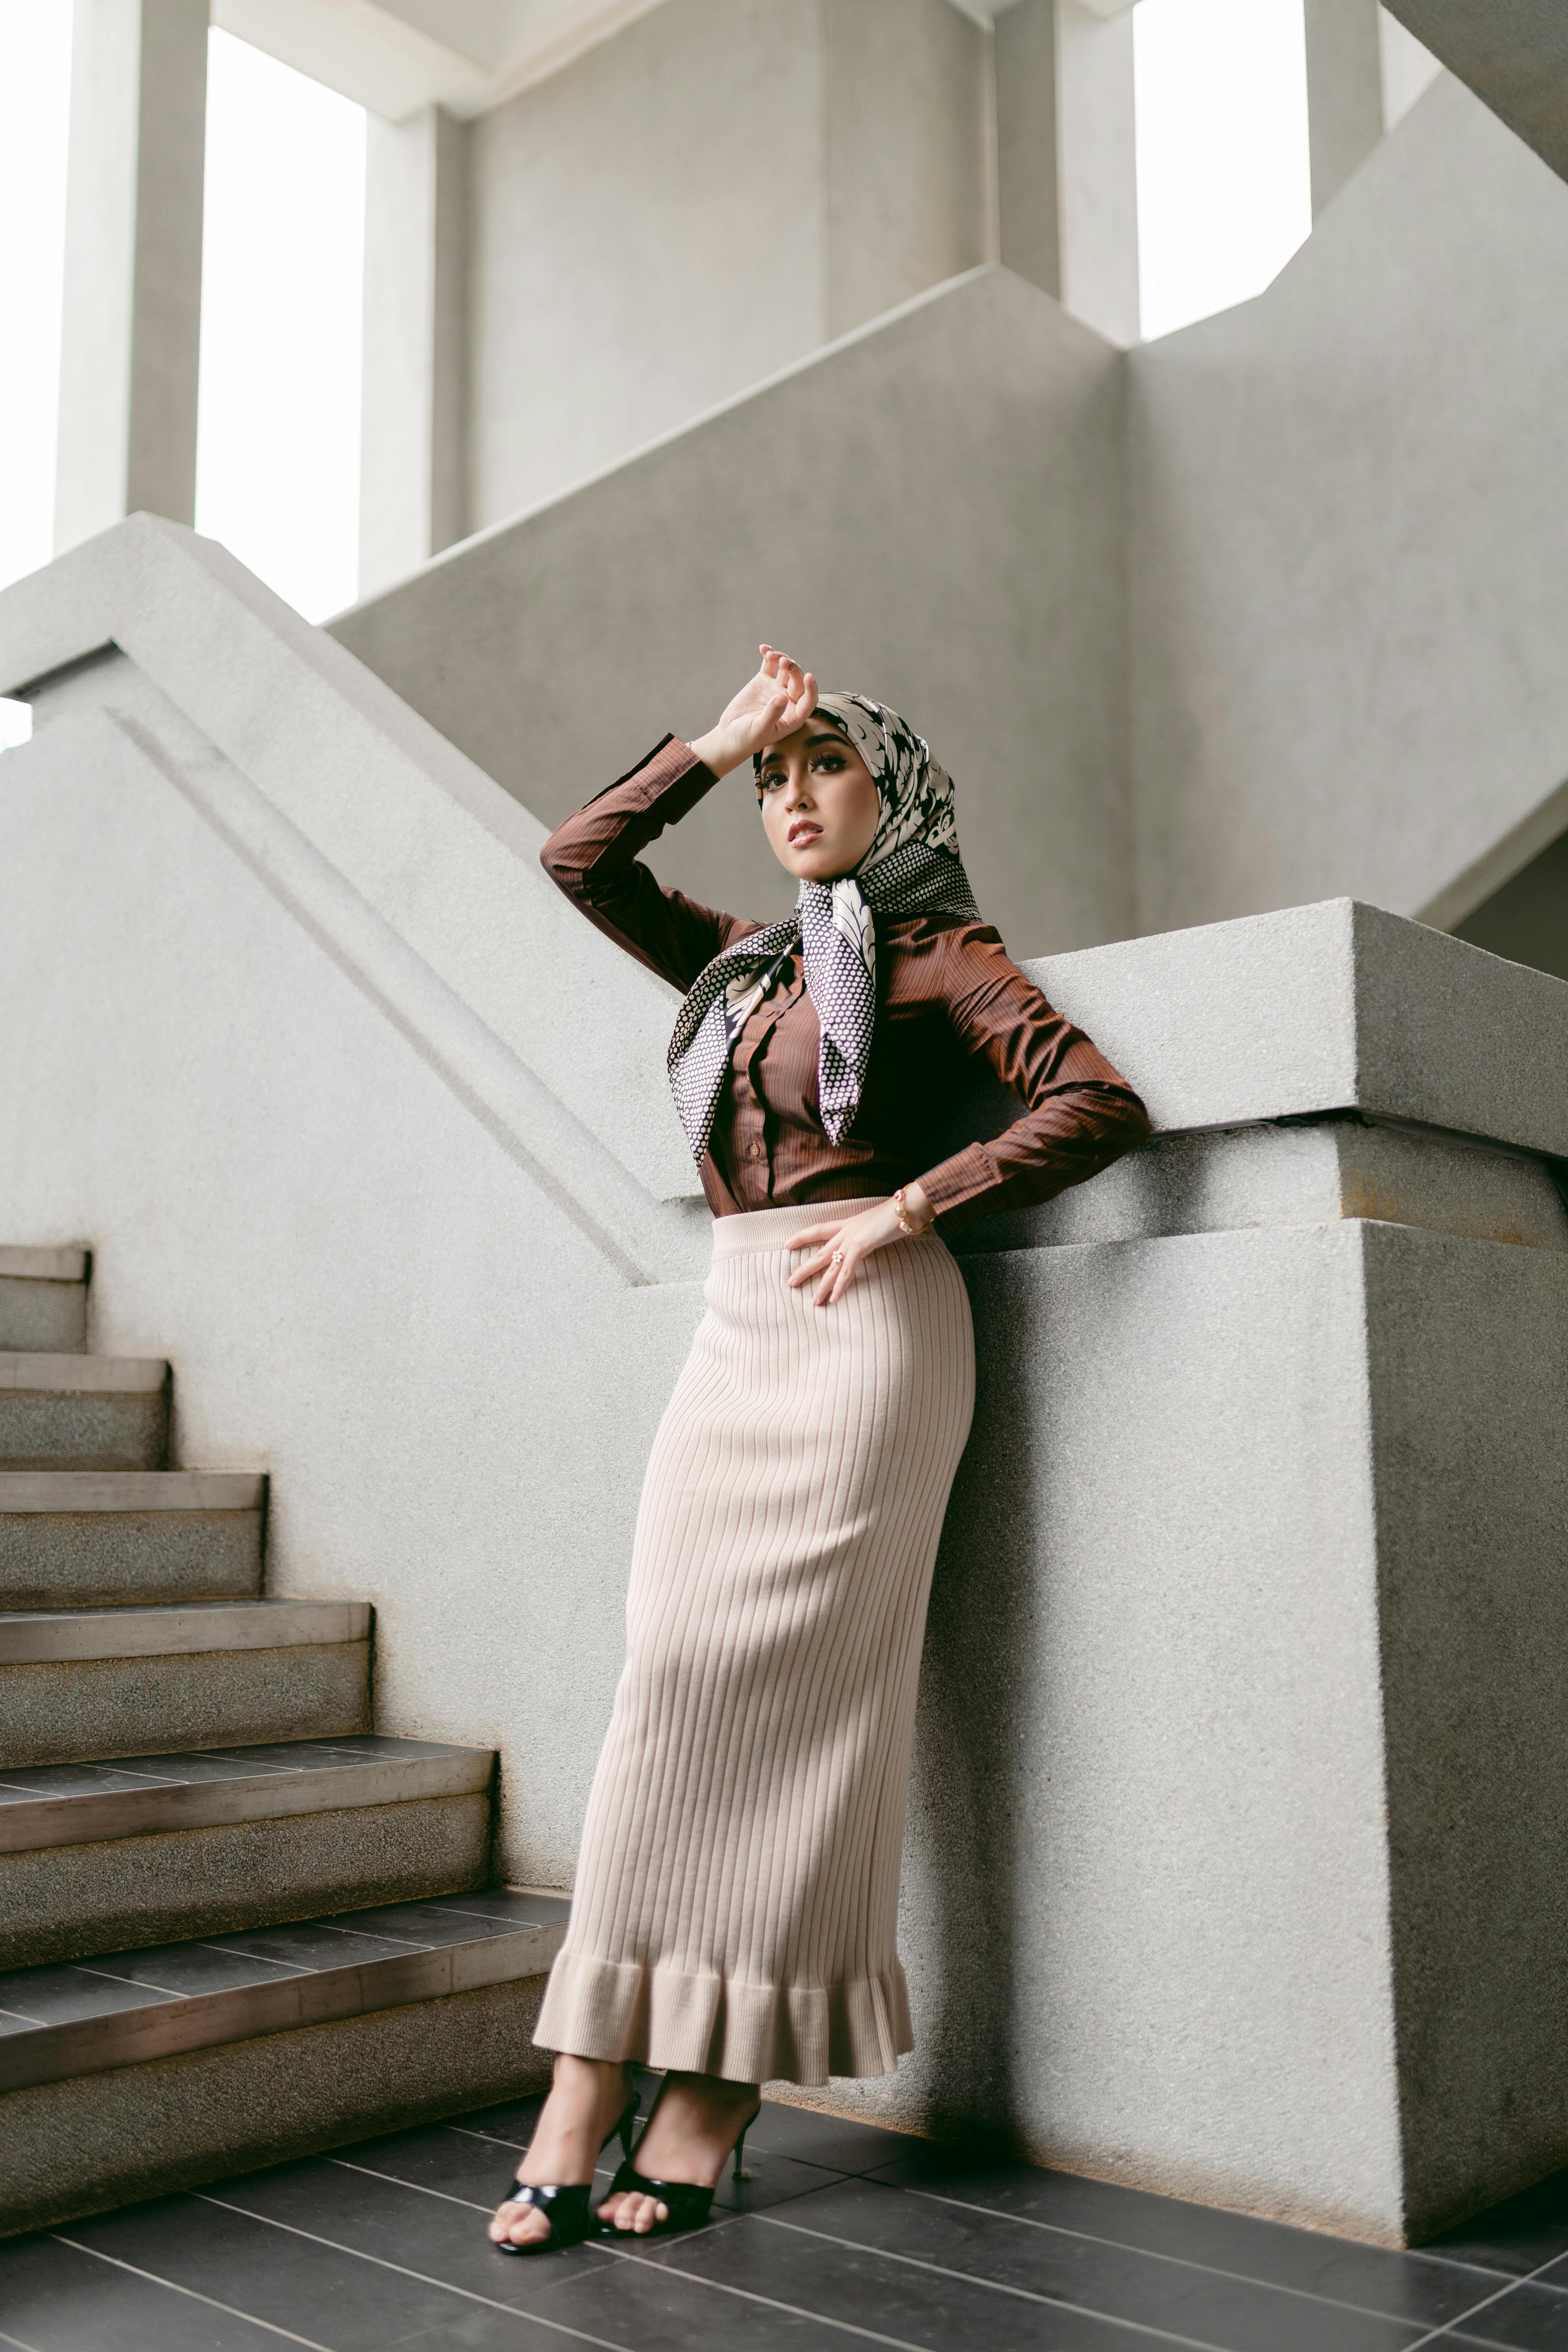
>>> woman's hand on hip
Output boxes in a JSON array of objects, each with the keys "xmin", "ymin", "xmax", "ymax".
[
  {"xmin": 786, "ymin": 1183, "xmax": 935, "ymax": 1307},
  {"xmin": 689, "ymin": 647, "xmax": 816, "ymax": 779}
]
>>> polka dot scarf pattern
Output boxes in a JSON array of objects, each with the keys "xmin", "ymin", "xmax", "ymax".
[{"xmin": 668, "ymin": 694, "xmax": 983, "ymax": 1165}]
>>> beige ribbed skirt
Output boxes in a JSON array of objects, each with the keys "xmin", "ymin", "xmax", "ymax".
[{"xmin": 534, "ymin": 1198, "xmax": 975, "ymax": 2087}]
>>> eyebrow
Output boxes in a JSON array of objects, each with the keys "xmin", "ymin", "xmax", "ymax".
[{"xmin": 759, "ymin": 730, "xmax": 846, "ymax": 765}]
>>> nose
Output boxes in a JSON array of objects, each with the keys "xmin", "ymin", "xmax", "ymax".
[{"xmin": 784, "ymin": 773, "xmax": 814, "ymax": 811}]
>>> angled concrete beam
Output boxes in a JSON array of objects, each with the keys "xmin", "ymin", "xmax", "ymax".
[
  {"xmin": 994, "ymin": 0, "xmax": 1138, "ymax": 345},
  {"xmin": 359, "ymin": 105, "xmax": 470, "ymax": 597},
  {"xmin": 54, "ymin": 0, "xmax": 210, "ymax": 554},
  {"xmin": 1304, "ymin": 0, "xmax": 1385, "ymax": 212},
  {"xmin": 1379, "ymin": 0, "xmax": 1568, "ymax": 182}
]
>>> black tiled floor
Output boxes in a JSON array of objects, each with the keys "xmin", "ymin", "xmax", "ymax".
[{"xmin": 8, "ymin": 2090, "xmax": 1568, "ymax": 2351}]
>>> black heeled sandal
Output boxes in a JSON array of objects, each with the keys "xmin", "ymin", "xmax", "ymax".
[
  {"xmin": 493, "ymin": 2086, "xmax": 640, "ymax": 2256},
  {"xmin": 598, "ymin": 2085, "xmax": 763, "ymax": 2239}
]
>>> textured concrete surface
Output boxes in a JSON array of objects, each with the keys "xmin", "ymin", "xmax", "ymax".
[
  {"xmin": 0, "ymin": 1793, "xmax": 490, "ymax": 1968},
  {"xmin": 1130, "ymin": 77, "xmax": 1568, "ymax": 939},
  {"xmin": 0, "ymin": 1975, "xmax": 550, "ymax": 2237},
  {"xmin": 956, "ymin": 1114, "xmax": 1568, "ymax": 1259},
  {"xmin": 0, "ymin": 1506, "xmax": 263, "ymax": 1609},
  {"xmin": 0, "ymin": 1276, "xmax": 86, "ymax": 1353},
  {"xmin": 0, "ymin": 1644, "xmax": 370, "ymax": 1770},
  {"xmin": 334, "ymin": 266, "xmax": 1129, "ymax": 964},
  {"xmin": 853, "ymin": 1221, "xmax": 1406, "ymax": 2242},
  {"xmin": 0, "ymin": 1388, "xmax": 167, "ymax": 1473},
  {"xmin": 1363, "ymin": 1223, "xmax": 1568, "ymax": 2237},
  {"xmin": 466, "ymin": 0, "xmax": 987, "ymax": 527}
]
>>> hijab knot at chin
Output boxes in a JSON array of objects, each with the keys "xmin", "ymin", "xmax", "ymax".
[{"xmin": 668, "ymin": 693, "xmax": 984, "ymax": 1166}]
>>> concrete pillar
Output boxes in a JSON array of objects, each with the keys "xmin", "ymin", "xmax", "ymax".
[
  {"xmin": 359, "ymin": 105, "xmax": 469, "ymax": 599},
  {"xmin": 995, "ymin": 0, "xmax": 1061, "ymax": 299},
  {"xmin": 1303, "ymin": 0, "xmax": 1386, "ymax": 214},
  {"xmin": 54, "ymin": 0, "xmax": 210, "ymax": 555},
  {"xmin": 994, "ymin": 0, "xmax": 1139, "ymax": 347}
]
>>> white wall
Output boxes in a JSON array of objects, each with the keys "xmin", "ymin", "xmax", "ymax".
[
  {"xmin": 466, "ymin": 0, "xmax": 988, "ymax": 526},
  {"xmin": 1129, "ymin": 73, "xmax": 1568, "ymax": 935}
]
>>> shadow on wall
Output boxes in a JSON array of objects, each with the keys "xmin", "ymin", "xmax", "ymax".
[
  {"xmin": 902, "ymin": 1254, "xmax": 1041, "ymax": 2149},
  {"xmin": 1455, "ymin": 827, "xmax": 1568, "ymax": 985}
]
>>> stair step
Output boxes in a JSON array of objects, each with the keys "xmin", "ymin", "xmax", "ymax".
[
  {"xmin": 0, "ymin": 1735, "xmax": 497, "ymax": 1968},
  {"xmin": 0, "ymin": 1887, "xmax": 567, "ymax": 2092},
  {"xmin": 0, "ymin": 1472, "xmax": 265, "ymax": 1608},
  {"xmin": 0, "ymin": 1250, "xmax": 88, "ymax": 1354},
  {"xmin": 0, "ymin": 1601, "xmax": 372, "ymax": 1770},
  {"xmin": 0, "ymin": 1890, "xmax": 568, "ymax": 2234},
  {"xmin": 0, "ymin": 1354, "xmax": 168, "ymax": 1472}
]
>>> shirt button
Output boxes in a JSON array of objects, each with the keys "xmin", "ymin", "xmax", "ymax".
[{"xmin": 747, "ymin": 1140, "xmax": 764, "ymax": 1160}]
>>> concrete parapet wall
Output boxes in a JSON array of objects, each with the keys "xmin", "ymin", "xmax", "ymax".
[
  {"xmin": 1131, "ymin": 74, "xmax": 1568, "ymax": 938},
  {"xmin": 2, "ymin": 526, "xmax": 1566, "ymax": 2241}
]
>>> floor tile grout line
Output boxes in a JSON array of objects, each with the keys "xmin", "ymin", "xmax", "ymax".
[
  {"xmin": 49, "ymin": 2233, "xmax": 339, "ymax": 2350},
  {"xmin": 592, "ymin": 2241, "xmax": 943, "ymax": 2352},
  {"xmin": 331, "ymin": 2158, "xmax": 505, "ymax": 2210},
  {"xmin": 1400, "ymin": 2245, "xmax": 1568, "ymax": 2351},
  {"xmin": 66, "ymin": 1952, "xmax": 312, "ymax": 1993},
  {"xmin": 194, "ymin": 2193, "xmax": 636, "ymax": 2350},
  {"xmin": 757, "ymin": 2210, "xmax": 1261, "ymax": 2352},
  {"xmin": 897, "ymin": 2181, "xmax": 1513, "ymax": 2324}
]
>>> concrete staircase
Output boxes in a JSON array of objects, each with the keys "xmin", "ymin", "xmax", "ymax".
[{"xmin": 0, "ymin": 1245, "xmax": 565, "ymax": 2238}]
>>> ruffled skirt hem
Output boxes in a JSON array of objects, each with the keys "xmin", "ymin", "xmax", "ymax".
[{"xmin": 533, "ymin": 1948, "xmax": 914, "ymax": 2088}]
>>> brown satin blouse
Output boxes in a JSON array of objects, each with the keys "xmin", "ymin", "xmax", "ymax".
[{"xmin": 541, "ymin": 735, "xmax": 1151, "ymax": 1233}]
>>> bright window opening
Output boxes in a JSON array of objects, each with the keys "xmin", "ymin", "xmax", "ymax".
[
  {"xmin": 196, "ymin": 29, "xmax": 366, "ymax": 622},
  {"xmin": 1135, "ymin": 0, "xmax": 1314, "ymax": 342}
]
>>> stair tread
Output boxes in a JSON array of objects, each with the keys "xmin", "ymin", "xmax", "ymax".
[
  {"xmin": 0, "ymin": 1471, "xmax": 264, "ymax": 1512},
  {"xmin": 0, "ymin": 1733, "xmax": 494, "ymax": 1852},
  {"xmin": 0, "ymin": 1354, "xmax": 167, "ymax": 1395},
  {"xmin": 0, "ymin": 1890, "xmax": 569, "ymax": 2089},
  {"xmin": 0, "ymin": 1249, "xmax": 87, "ymax": 1284},
  {"xmin": 0, "ymin": 1597, "xmax": 370, "ymax": 1663}
]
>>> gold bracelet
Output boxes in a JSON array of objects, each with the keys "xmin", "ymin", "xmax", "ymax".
[{"xmin": 893, "ymin": 1185, "xmax": 920, "ymax": 1238}]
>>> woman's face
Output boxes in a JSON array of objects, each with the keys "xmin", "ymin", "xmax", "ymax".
[{"xmin": 758, "ymin": 721, "xmax": 880, "ymax": 883}]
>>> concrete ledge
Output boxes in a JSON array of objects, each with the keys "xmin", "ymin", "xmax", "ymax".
[
  {"xmin": 0, "ymin": 1920, "xmax": 559, "ymax": 2093},
  {"xmin": 0, "ymin": 1355, "xmax": 166, "ymax": 1395},
  {"xmin": 0, "ymin": 1250, "xmax": 88, "ymax": 1284},
  {"xmin": 1025, "ymin": 900, "xmax": 1568, "ymax": 1162},
  {"xmin": 0, "ymin": 1473, "xmax": 265, "ymax": 1511},
  {"xmin": 0, "ymin": 1600, "xmax": 371, "ymax": 1664},
  {"xmin": 0, "ymin": 1974, "xmax": 554, "ymax": 2237},
  {"xmin": 0, "ymin": 1737, "xmax": 492, "ymax": 1853}
]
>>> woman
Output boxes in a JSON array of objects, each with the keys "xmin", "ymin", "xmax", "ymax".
[{"xmin": 490, "ymin": 648, "xmax": 1149, "ymax": 2253}]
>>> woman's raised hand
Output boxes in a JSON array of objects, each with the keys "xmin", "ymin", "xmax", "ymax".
[{"xmin": 689, "ymin": 647, "xmax": 817, "ymax": 779}]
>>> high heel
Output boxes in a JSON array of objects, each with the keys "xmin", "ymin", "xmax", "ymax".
[
  {"xmin": 493, "ymin": 2086, "xmax": 639, "ymax": 2257},
  {"xmin": 599, "ymin": 2084, "xmax": 764, "ymax": 2239}
]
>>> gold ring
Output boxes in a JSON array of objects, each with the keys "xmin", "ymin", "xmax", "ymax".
[{"xmin": 830, "ymin": 1250, "xmax": 845, "ymax": 1267}]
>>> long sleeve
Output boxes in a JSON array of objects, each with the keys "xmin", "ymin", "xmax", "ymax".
[
  {"xmin": 915, "ymin": 930, "xmax": 1150, "ymax": 1232},
  {"xmin": 540, "ymin": 735, "xmax": 761, "ymax": 991}
]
